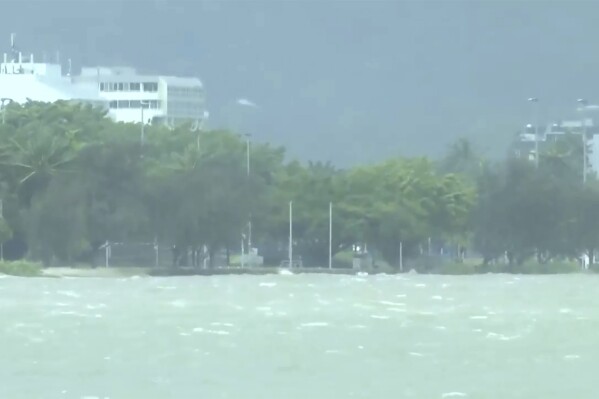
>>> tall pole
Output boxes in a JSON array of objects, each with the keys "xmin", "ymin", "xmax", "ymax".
[
  {"xmin": 241, "ymin": 235, "xmax": 245, "ymax": 268},
  {"xmin": 245, "ymin": 134, "xmax": 252, "ymax": 252},
  {"xmin": 1, "ymin": 98, "xmax": 12, "ymax": 125},
  {"xmin": 245, "ymin": 134, "xmax": 251, "ymax": 177},
  {"xmin": 190, "ymin": 119, "xmax": 201, "ymax": 151},
  {"xmin": 328, "ymin": 201, "xmax": 332, "ymax": 269},
  {"xmin": 583, "ymin": 119, "xmax": 588, "ymax": 185},
  {"xmin": 141, "ymin": 106, "xmax": 145, "ymax": 146},
  {"xmin": 578, "ymin": 99, "xmax": 588, "ymax": 185},
  {"xmin": 289, "ymin": 201, "xmax": 293, "ymax": 267},
  {"xmin": 140, "ymin": 100, "xmax": 149, "ymax": 149},
  {"xmin": 528, "ymin": 97, "xmax": 540, "ymax": 168},
  {"xmin": 0, "ymin": 198, "xmax": 3, "ymax": 262},
  {"xmin": 399, "ymin": 241, "xmax": 403, "ymax": 272}
]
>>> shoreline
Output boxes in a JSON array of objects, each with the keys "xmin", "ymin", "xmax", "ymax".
[
  {"xmin": 30, "ymin": 265, "xmax": 593, "ymax": 278},
  {"xmin": 38, "ymin": 266, "xmax": 377, "ymax": 278}
]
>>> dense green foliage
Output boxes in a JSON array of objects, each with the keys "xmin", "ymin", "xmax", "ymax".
[{"xmin": 0, "ymin": 101, "xmax": 595, "ymax": 273}]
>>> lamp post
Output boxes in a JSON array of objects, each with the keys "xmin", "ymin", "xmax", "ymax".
[
  {"xmin": 232, "ymin": 98, "xmax": 257, "ymax": 265},
  {"xmin": 528, "ymin": 97, "xmax": 540, "ymax": 168},
  {"xmin": 1, "ymin": 98, "xmax": 13, "ymax": 125},
  {"xmin": 578, "ymin": 98, "xmax": 589, "ymax": 185},
  {"xmin": 244, "ymin": 133, "xmax": 252, "ymax": 253},
  {"xmin": 328, "ymin": 201, "xmax": 333, "ymax": 269},
  {"xmin": 192, "ymin": 111, "xmax": 210, "ymax": 151},
  {"xmin": 140, "ymin": 100, "xmax": 150, "ymax": 148},
  {"xmin": 0, "ymin": 198, "xmax": 3, "ymax": 261},
  {"xmin": 289, "ymin": 201, "xmax": 293, "ymax": 267}
]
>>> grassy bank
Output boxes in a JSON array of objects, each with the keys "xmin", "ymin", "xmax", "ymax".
[
  {"xmin": 40, "ymin": 266, "xmax": 150, "ymax": 278},
  {"xmin": 0, "ymin": 259, "xmax": 586, "ymax": 278},
  {"xmin": 0, "ymin": 260, "xmax": 43, "ymax": 277},
  {"xmin": 427, "ymin": 260, "xmax": 582, "ymax": 275}
]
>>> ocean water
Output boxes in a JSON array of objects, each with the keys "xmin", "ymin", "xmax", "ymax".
[{"xmin": 1, "ymin": 273, "xmax": 598, "ymax": 398}]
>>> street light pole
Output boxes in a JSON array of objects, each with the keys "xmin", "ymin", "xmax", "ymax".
[
  {"xmin": 1, "ymin": 98, "xmax": 13, "ymax": 125},
  {"xmin": 578, "ymin": 98, "xmax": 588, "ymax": 185},
  {"xmin": 244, "ymin": 133, "xmax": 252, "ymax": 255},
  {"xmin": 245, "ymin": 134, "xmax": 251, "ymax": 177},
  {"xmin": 328, "ymin": 201, "xmax": 332, "ymax": 269},
  {"xmin": 289, "ymin": 201, "xmax": 293, "ymax": 268},
  {"xmin": 528, "ymin": 97, "xmax": 540, "ymax": 168},
  {"xmin": 0, "ymin": 198, "xmax": 3, "ymax": 261},
  {"xmin": 140, "ymin": 100, "xmax": 149, "ymax": 148}
]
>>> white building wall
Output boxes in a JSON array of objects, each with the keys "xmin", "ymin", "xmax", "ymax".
[{"xmin": 0, "ymin": 59, "xmax": 207, "ymax": 126}]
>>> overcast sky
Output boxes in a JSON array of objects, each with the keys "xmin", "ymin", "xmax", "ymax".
[{"xmin": 1, "ymin": 0, "xmax": 598, "ymax": 165}]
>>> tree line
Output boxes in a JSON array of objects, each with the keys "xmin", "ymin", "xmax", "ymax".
[{"xmin": 0, "ymin": 101, "xmax": 596, "ymax": 271}]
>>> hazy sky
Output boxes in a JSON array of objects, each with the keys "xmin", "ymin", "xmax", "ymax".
[{"xmin": 1, "ymin": 0, "xmax": 598, "ymax": 165}]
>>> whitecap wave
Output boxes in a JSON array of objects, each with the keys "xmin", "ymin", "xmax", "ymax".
[
  {"xmin": 299, "ymin": 322, "xmax": 329, "ymax": 328},
  {"xmin": 441, "ymin": 392, "xmax": 467, "ymax": 398},
  {"xmin": 210, "ymin": 322, "xmax": 234, "ymax": 327},
  {"xmin": 486, "ymin": 332, "xmax": 520, "ymax": 341},
  {"xmin": 57, "ymin": 290, "xmax": 80, "ymax": 298},
  {"xmin": 379, "ymin": 300, "xmax": 405, "ymax": 307},
  {"xmin": 169, "ymin": 300, "xmax": 187, "ymax": 308}
]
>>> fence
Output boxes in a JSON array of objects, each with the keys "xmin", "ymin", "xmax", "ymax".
[{"xmin": 98, "ymin": 241, "xmax": 171, "ymax": 268}]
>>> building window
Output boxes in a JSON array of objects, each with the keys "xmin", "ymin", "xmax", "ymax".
[
  {"xmin": 117, "ymin": 100, "xmax": 130, "ymax": 108},
  {"xmin": 143, "ymin": 82, "xmax": 158, "ymax": 92},
  {"xmin": 149, "ymin": 100, "xmax": 160, "ymax": 109},
  {"xmin": 130, "ymin": 82, "xmax": 140, "ymax": 91},
  {"xmin": 99, "ymin": 82, "xmax": 105, "ymax": 91},
  {"xmin": 129, "ymin": 100, "xmax": 141, "ymax": 108},
  {"xmin": 109, "ymin": 101, "xmax": 117, "ymax": 109},
  {"xmin": 117, "ymin": 83, "xmax": 124, "ymax": 91}
]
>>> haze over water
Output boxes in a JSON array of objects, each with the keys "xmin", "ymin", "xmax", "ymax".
[{"xmin": 1, "ymin": 273, "xmax": 598, "ymax": 398}]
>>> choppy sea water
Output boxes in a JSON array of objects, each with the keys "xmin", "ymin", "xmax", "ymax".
[{"xmin": 1, "ymin": 273, "xmax": 598, "ymax": 398}]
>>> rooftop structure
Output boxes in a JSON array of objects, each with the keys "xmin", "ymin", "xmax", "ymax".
[{"xmin": 0, "ymin": 34, "xmax": 208, "ymax": 127}]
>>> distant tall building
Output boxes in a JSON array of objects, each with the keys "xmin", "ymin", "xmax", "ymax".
[{"xmin": 0, "ymin": 34, "xmax": 208, "ymax": 127}]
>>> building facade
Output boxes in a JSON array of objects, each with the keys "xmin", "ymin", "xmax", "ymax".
[
  {"xmin": 73, "ymin": 67, "xmax": 208, "ymax": 126},
  {"xmin": 513, "ymin": 111, "xmax": 599, "ymax": 175},
  {"xmin": 0, "ymin": 36, "xmax": 208, "ymax": 127}
]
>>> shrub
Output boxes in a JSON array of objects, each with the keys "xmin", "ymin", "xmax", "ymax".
[
  {"xmin": 0, "ymin": 260, "xmax": 43, "ymax": 277},
  {"xmin": 517, "ymin": 261, "xmax": 580, "ymax": 274},
  {"xmin": 438, "ymin": 262, "xmax": 479, "ymax": 275}
]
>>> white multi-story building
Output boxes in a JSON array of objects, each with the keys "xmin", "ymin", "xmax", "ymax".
[
  {"xmin": 515, "ymin": 113, "xmax": 599, "ymax": 174},
  {"xmin": 0, "ymin": 35, "xmax": 208, "ymax": 127},
  {"xmin": 73, "ymin": 66, "xmax": 207, "ymax": 126}
]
